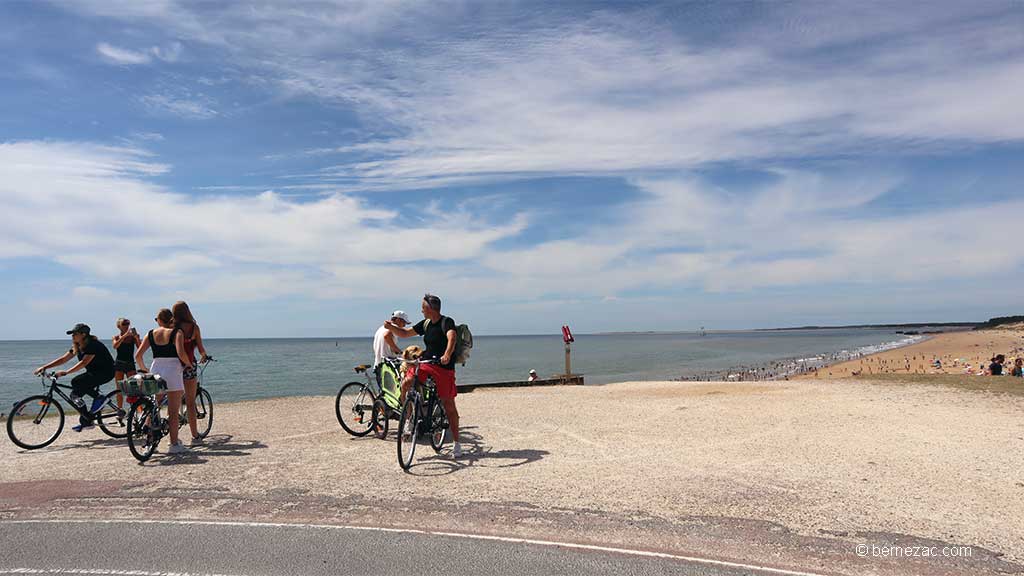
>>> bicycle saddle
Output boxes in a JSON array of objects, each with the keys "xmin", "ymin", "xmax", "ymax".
[{"xmin": 353, "ymin": 364, "xmax": 371, "ymax": 373}]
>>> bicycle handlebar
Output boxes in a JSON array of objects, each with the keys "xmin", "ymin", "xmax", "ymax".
[{"xmin": 404, "ymin": 358, "xmax": 439, "ymax": 365}]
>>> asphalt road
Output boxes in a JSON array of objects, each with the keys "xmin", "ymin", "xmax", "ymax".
[{"xmin": 0, "ymin": 519, "xmax": 825, "ymax": 576}]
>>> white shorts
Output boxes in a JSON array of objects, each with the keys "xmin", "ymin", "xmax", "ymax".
[{"xmin": 150, "ymin": 358, "xmax": 184, "ymax": 392}]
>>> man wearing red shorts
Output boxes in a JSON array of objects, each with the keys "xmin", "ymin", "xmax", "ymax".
[{"xmin": 385, "ymin": 293, "xmax": 463, "ymax": 458}]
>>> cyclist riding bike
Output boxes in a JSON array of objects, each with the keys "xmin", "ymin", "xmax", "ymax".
[
  {"xmin": 385, "ymin": 294, "xmax": 462, "ymax": 458},
  {"xmin": 33, "ymin": 323, "xmax": 115, "ymax": 432}
]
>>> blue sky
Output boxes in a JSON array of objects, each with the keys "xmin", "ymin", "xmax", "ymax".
[{"xmin": 1, "ymin": 0, "xmax": 1022, "ymax": 339}]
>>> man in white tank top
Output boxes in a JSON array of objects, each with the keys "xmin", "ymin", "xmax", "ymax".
[{"xmin": 373, "ymin": 311, "xmax": 409, "ymax": 368}]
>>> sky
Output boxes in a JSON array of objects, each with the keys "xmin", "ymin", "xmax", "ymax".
[{"xmin": 1, "ymin": 0, "xmax": 1022, "ymax": 339}]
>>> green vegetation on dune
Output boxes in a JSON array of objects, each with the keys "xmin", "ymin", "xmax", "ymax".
[{"xmin": 974, "ymin": 316, "xmax": 1024, "ymax": 330}]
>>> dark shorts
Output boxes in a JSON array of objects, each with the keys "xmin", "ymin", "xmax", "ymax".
[
  {"xmin": 182, "ymin": 365, "xmax": 197, "ymax": 381},
  {"xmin": 113, "ymin": 360, "xmax": 135, "ymax": 375},
  {"xmin": 415, "ymin": 364, "xmax": 457, "ymax": 400},
  {"xmin": 71, "ymin": 371, "xmax": 113, "ymax": 399}
]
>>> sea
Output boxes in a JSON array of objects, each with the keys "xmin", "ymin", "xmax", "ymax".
[{"xmin": 0, "ymin": 329, "xmax": 924, "ymax": 412}]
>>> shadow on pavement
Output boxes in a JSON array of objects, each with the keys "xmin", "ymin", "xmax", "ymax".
[
  {"xmin": 146, "ymin": 434, "xmax": 268, "ymax": 466},
  {"xmin": 17, "ymin": 435, "xmax": 129, "ymax": 454},
  {"xmin": 409, "ymin": 427, "xmax": 549, "ymax": 476}
]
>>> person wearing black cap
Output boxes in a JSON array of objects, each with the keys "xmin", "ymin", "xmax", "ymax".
[{"xmin": 34, "ymin": 323, "xmax": 116, "ymax": 431}]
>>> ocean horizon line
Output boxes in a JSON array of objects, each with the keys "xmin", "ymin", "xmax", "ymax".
[{"xmin": 0, "ymin": 321, "xmax": 978, "ymax": 343}]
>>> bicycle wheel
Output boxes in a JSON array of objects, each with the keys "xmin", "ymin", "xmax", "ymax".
[
  {"xmin": 396, "ymin": 396, "xmax": 419, "ymax": 470},
  {"xmin": 372, "ymin": 397, "xmax": 389, "ymax": 439},
  {"xmin": 96, "ymin": 390, "xmax": 128, "ymax": 439},
  {"xmin": 429, "ymin": 400, "xmax": 448, "ymax": 453},
  {"xmin": 126, "ymin": 398, "xmax": 160, "ymax": 462},
  {"xmin": 335, "ymin": 381, "xmax": 375, "ymax": 437},
  {"xmin": 194, "ymin": 387, "xmax": 214, "ymax": 439},
  {"xmin": 7, "ymin": 395, "xmax": 64, "ymax": 450}
]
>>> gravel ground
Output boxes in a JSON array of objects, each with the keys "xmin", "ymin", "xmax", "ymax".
[{"xmin": 2, "ymin": 378, "xmax": 1023, "ymax": 576}]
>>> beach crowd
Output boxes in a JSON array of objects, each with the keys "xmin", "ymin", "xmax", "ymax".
[{"xmin": 679, "ymin": 338, "xmax": 1024, "ymax": 382}]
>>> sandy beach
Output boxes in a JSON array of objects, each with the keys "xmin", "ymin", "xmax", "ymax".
[
  {"xmin": 3, "ymin": 364, "xmax": 1023, "ymax": 575},
  {"xmin": 809, "ymin": 328, "xmax": 1024, "ymax": 379}
]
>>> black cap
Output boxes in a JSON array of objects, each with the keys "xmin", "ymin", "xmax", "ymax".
[{"xmin": 66, "ymin": 323, "xmax": 91, "ymax": 335}]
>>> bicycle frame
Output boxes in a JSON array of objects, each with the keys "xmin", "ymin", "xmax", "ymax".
[
  {"xmin": 396, "ymin": 359, "xmax": 449, "ymax": 469},
  {"xmin": 402, "ymin": 360, "xmax": 443, "ymax": 433},
  {"xmin": 197, "ymin": 358, "xmax": 214, "ymax": 386},
  {"xmin": 36, "ymin": 374, "xmax": 100, "ymax": 420}
]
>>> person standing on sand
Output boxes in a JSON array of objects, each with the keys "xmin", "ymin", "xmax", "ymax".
[
  {"xmin": 385, "ymin": 293, "xmax": 463, "ymax": 458},
  {"xmin": 173, "ymin": 301, "xmax": 209, "ymax": 445},
  {"xmin": 1011, "ymin": 358, "xmax": 1023, "ymax": 378},
  {"xmin": 136, "ymin": 308, "xmax": 193, "ymax": 454}
]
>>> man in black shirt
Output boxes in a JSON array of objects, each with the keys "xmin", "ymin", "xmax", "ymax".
[
  {"xmin": 34, "ymin": 323, "xmax": 116, "ymax": 431},
  {"xmin": 385, "ymin": 294, "xmax": 463, "ymax": 458}
]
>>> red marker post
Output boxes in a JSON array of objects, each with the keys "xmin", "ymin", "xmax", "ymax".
[{"xmin": 562, "ymin": 325, "xmax": 574, "ymax": 377}]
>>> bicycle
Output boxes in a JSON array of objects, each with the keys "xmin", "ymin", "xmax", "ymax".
[
  {"xmin": 180, "ymin": 357, "xmax": 215, "ymax": 440},
  {"xmin": 396, "ymin": 359, "xmax": 449, "ymax": 471},
  {"xmin": 6, "ymin": 372, "xmax": 127, "ymax": 450},
  {"xmin": 123, "ymin": 358, "xmax": 215, "ymax": 462},
  {"xmin": 335, "ymin": 359, "xmax": 400, "ymax": 437}
]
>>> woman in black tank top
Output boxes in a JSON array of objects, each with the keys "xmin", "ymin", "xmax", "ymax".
[
  {"xmin": 148, "ymin": 327, "xmax": 180, "ymax": 358},
  {"xmin": 134, "ymin": 308, "xmax": 193, "ymax": 454},
  {"xmin": 112, "ymin": 318, "xmax": 142, "ymax": 412}
]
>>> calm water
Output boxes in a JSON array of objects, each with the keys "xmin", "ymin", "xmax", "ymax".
[{"xmin": 0, "ymin": 329, "xmax": 918, "ymax": 411}]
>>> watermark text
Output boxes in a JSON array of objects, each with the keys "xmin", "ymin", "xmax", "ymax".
[{"xmin": 855, "ymin": 544, "xmax": 972, "ymax": 558}]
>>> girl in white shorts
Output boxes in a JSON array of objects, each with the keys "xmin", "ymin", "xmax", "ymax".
[{"xmin": 135, "ymin": 308, "xmax": 193, "ymax": 454}]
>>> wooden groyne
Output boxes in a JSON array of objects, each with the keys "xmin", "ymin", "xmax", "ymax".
[{"xmin": 458, "ymin": 374, "xmax": 584, "ymax": 392}]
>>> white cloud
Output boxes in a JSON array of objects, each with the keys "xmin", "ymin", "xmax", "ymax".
[
  {"xmin": 470, "ymin": 172, "xmax": 1023, "ymax": 298},
  {"xmin": 96, "ymin": 42, "xmax": 151, "ymax": 65},
  {"xmin": 130, "ymin": 132, "xmax": 165, "ymax": 142},
  {"xmin": 96, "ymin": 41, "xmax": 184, "ymax": 66},
  {"xmin": 1, "ymin": 139, "xmax": 1020, "ymax": 331},
  {"xmin": 72, "ymin": 285, "xmax": 113, "ymax": 300},
  {"xmin": 140, "ymin": 94, "xmax": 218, "ymax": 119},
  {"xmin": 60, "ymin": 3, "xmax": 1024, "ymax": 190},
  {"xmin": 150, "ymin": 41, "xmax": 183, "ymax": 63},
  {"xmin": 13, "ymin": 4, "xmax": 1024, "ymax": 330},
  {"xmin": 0, "ymin": 140, "xmax": 527, "ymax": 304}
]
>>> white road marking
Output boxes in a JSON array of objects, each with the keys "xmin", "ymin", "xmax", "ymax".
[
  {"xmin": 0, "ymin": 565, "xmax": 245, "ymax": 569},
  {"xmin": 1, "ymin": 518, "xmax": 833, "ymax": 576}
]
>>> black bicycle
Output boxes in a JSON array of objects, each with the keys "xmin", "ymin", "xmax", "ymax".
[
  {"xmin": 125, "ymin": 358, "xmax": 215, "ymax": 462},
  {"xmin": 335, "ymin": 364, "xmax": 375, "ymax": 437},
  {"xmin": 6, "ymin": 372, "xmax": 127, "ymax": 450},
  {"xmin": 396, "ymin": 359, "xmax": 449, "ymax": 471},
  {"xmin": 184, "ymin": 358, "xmax": 215, "ymax": 440}
]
